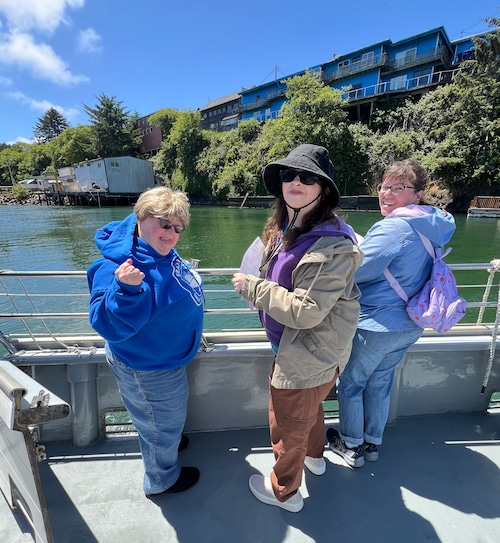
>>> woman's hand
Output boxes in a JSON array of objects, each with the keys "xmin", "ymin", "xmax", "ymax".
[
  {"xmin": 115, "ymin": 259, "xmax": 145, "ymax": 286},
  {"xmin": 232, "ymin": 272, "xmax": 246, "ymax": 293}
]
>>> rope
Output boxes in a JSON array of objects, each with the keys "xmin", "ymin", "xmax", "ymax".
[
  {"xmin": 477, "ymin": 259, "xmax": 500, "ymax": 323},
  {"xmin": 481, "ymin": 259, "xmax": 500, "ymax": 393}
]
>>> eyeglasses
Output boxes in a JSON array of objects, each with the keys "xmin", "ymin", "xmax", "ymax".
[
  {"xmin": 376, "ymin": 182, "xmax": 415, "ymax": 196},
  {"xmin": 280, "ymin": 169, "xmax": 319, "ymax": 186},
  {"xmin": 158, "ymin": 218, "xmax": 185, "ymax": 234}
]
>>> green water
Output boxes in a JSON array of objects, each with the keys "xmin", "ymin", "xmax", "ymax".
[
  {"xmin": 2, "ymin": 205, "xmax": 499, "ymax": 270},
  {"xmin": 0, "ymin": 205, "xmax": 499, "ymax": 340}
]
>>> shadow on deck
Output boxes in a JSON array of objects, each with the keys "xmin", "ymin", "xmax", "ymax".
[{"xmin": 2, "ymin": 412, "xmax": 500, "ymax": 543}]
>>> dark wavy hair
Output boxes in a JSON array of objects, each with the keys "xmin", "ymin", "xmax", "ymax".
[{"xmin": 262, "ymin": 180, "xmax": 339, "ymax": 247}]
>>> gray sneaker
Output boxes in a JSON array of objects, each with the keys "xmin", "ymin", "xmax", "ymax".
[
  {"xmin": 327, "ymin": 428, "xmax": 364, "ymax": 468},
  {"xmin": 363, "ymin": 442, "xmax": 379, "ymax": 462}
]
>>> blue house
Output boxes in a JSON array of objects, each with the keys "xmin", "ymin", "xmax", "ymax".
[
  {"xmin": 320, "ymin": 27, "xmax": 454, "ymax": 122},
  {"xmin": 201, "ymin": 26, "xmax": 490, "ymax": 129},
  {"xmin": 239, "ymin": 66, "xmax": 321, "ymax": 123}
]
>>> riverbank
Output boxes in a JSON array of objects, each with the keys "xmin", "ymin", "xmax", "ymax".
[
  {"xmin": 0, "ymin": 185, "xmax": 457, "ymax": 211},
  {"xmin": 0, "ymin": 191, "xmax": 45, "ymax": 205}
]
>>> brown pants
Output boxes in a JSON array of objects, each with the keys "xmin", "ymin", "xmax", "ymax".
[{"xmin": 269, "ymin": 371, "xmax": 337, "ymax": 502}]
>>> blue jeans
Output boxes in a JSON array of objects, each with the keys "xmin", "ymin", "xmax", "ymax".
[
  {"xmin": 107, "ymin": 348, "xmax": 188, "ymax": 494},
  {"xmin": 337, "ymin": 327, "xmax": 422, "ymax": 447}
]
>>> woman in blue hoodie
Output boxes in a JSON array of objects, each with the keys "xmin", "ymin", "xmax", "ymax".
[
  {"xmin": 87, "ymin": 187, "xmax": 204, "ymax": 496},
  {"xmin": 232, "ymin": 144, "xmax": 363, "ymax": 512},
  {"xmin": 328, "ymin": 159, "xmax": 456, "ymax": 468}
]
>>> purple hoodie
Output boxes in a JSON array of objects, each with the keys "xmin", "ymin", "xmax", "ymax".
[{"xmin": 261, "ymin": 218, "xmax": 357, "ymax": 348}]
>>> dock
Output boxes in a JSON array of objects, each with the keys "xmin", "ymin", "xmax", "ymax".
[{"xmin": 467, "ymin": 196, "xmax": 500, "ymax": 218}]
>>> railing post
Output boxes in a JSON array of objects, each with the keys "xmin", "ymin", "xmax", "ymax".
[{"xmin": 66, "ymin": 363, "xmax": 99, "ymax": 447}]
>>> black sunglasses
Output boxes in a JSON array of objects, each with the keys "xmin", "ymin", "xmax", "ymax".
[
  {"xmin": 158, "ymin": 218, "xmax": 185, "ymax": 234},
  {"xmin": 280, "ymin": 169, "xmax": 319, "ymax": 186}
]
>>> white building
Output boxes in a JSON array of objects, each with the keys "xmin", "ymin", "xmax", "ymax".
[
  {"xmin": 73, "ymin": 157, "xmax": 156, "ymax": 194},
  {"xmin": 19, "ymin": 177, "xmax": 52, "ymax": 191}
]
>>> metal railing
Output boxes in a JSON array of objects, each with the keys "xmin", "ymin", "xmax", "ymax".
[
  {"xmin": 340, "ymin": 68, "xmax": 461, "ymax": 102},
  {"xmin": 1, "ymin": 264, "xmax": 500, "ymax": 355},
  {"xmin": 469, "ymin": 196, "xmax": 500, "ymax": 210}
]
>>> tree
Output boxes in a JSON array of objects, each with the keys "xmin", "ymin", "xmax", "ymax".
[
  {"xmin": 154, "ymin": 110, "xmax": 210, "ymax": 196},
  {"xmin": 0, "ymin": 143, "xmax": 30, "ymax": 185},
  {"xmin": 17, "ymin": 144, "xmax": 52, "ymax": 180},
  {"xmin": 259, "ymin": 72, "xmax": 369, "ymax": 195},
  {"xmin": 83, "ymin": 94, "xmax": 142, "ymax": 158},
  {"xmin": 197, "ymin": 119, "xmax": 263, "ymax": 199},
  {"xmin": 368, "ymin": 18, "xmax": 500, "ymax": 203},
  {"xmin": 51, "ymin": 125, "xmax": 94, "ymax": 168},
  {"xmin": 33, "ymin": 108, "xmax": 69, "ymax": 143},
  {"xmin": 198, "ymin": 72, "xmax": 371, "ymax": 198},
  {"xmin": 148, "ymin": 108, "xmax": 179, "ymax": 138}
]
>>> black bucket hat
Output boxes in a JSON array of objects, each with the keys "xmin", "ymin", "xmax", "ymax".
[{"xmin": 262, "ymin": 144, "xmax": 340, "ymax": 206}]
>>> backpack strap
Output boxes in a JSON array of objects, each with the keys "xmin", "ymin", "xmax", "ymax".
[
  {"xmin": 382, "ymin": 231, "xmax": 447, "ymax": 302},
  {"xmin": 415, "ymin": 230, "xmax": 452, "ymax": 261},
  {"xmin": 382, "ymin": 268, "xmax": 408, "ymax": 302}
]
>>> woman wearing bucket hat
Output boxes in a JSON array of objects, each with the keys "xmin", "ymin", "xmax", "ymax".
[{"xmin": 232, "ymin": 144, "xmax": 363, "ymax": 512}]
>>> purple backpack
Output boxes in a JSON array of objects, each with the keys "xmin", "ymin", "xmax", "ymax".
[{"xmin": 383, "ymin": 232, "xmax": 467, "ymax": 333}]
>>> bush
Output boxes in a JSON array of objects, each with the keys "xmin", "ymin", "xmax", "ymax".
[{"xmin": 11, "ymin": 184, "xmax": 31, "ymax": 200}]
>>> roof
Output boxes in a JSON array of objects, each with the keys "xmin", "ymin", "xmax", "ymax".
[{"xmin": 199, "ymin": 92, "xmax": 241, "ymax": 111}]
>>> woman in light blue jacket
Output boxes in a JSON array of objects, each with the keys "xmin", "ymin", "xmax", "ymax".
[{"xmin": 328, "ymin": 159, "xmax": 456, "ymax": 467}]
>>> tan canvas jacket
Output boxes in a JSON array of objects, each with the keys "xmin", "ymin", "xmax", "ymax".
[{"xmin": 240, "ymin": 235, "xmax": 363, "ymax": 389}]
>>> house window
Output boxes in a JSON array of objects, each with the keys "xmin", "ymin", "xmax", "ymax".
[
  {"xmin": 390, "ymin": 75, "xmax": 408, "ymax": 91},
  {"xmin": 395, "ymin": 48, "xmax": 417, "ymax": 68},
  {"xmin": 413, "ymin": 67, "xmax": 432, "ymax": 87},
  {"xmin": 338, "ymin": 60, "xmax": 349, "ymax": 68},
  {"xmin": 362, "ymin": 52, "xmax": 374, "ymax": 66},
  {"xmin": 348, "ymin": 83, "xmax": 363, "ymax": 99},
  {"xmin": 110, "ymin": 162, "xmax": 119, "ymax": 167}
]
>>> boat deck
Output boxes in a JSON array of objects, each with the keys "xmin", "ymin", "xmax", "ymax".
[{"xmin": 2, "ymin": 411, "xmax": 500, "ymax": 543}]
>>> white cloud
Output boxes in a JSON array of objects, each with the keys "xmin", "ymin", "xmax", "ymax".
[
  {"xmin": 0, "ymin": 1, "xmax": 89, "ymax": 86},
  {"xmin": 0, "ymin": 32, "xmax": 89, "ymax": 85},
  {"xmin": 7, "ymin": 135, "xmax": 33, "ymax": 145},
  {"xmin": 0, "ymin": 0, "xmax": 84, "ymax": 33},
  {"xmin": 0, "ymin": 75, "xmax": 12, "ymax": 86},
  {"xmin": 77, "ymin": 28, "xmax": 102, "ymax": 53},
  {"xmin": 7, "ymin": 90, "xmax": 80, "ymax": 121}
]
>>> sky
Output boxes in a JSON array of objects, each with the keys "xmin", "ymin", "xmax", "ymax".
[{"xmin": 0, "ymin": 0, "xmax": 499, "ymax": 145}]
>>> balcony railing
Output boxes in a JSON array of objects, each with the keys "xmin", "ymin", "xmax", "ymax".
[
  {"xmin": 388, "ymin": 45, "xmax": 451, "ymax": 71},
  {"xmin": 322, "ymin": 46, "xmax": 451, "ymax": 84},
  {"xmin": 341, "ymin": 68, "xmax": 461, "ymax": 102},
  {"xmin": 322, "ymin": 53, "xmax": 389, "ymax": 83},
  {"xmin": 239, "ymin": 88, "xmax": 287, "ymax": 113}
]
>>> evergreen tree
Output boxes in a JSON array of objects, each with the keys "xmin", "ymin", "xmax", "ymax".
[
  {"xmin": 83, "ymin": 94, "xmax": 141, "ymax": 158},
  {"xmin": 33, "ymin": 108, "xmax": 69, "ymax": 144}
]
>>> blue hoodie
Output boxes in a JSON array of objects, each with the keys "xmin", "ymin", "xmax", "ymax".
[
  {"xmin": 87, "ymin": 213, "xmax": 204, "ymax": 371},
  {"xmin": 355, "ymin": 205, "xmax": 456, "ymax": 331}
]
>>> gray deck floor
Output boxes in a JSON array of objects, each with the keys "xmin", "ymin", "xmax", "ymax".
[{"xmin": 2, "ymin": 412, "xmax": 500, "ymax": 543}]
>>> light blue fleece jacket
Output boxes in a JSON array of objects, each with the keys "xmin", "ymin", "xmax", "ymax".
[
  {"xmin": 87, "ymin": 213, "xmax": 204, "ymax": 371},
  {"xmin": 356, "ymin": 205, "xmax": 456, "ymax": 332}
]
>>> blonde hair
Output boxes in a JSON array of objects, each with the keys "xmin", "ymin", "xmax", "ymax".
[{"xmin": 134, "ymin": 186, "xmax": 190, "ymax": 226}]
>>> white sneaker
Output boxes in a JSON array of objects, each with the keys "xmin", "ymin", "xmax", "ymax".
[
  {"xmin": 248, "ymin": 475, "xmax": 304, "ymax": 513},
  {"xmin": 304, "ymin": 456, "xmax": 326, "ymax": 475}
]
